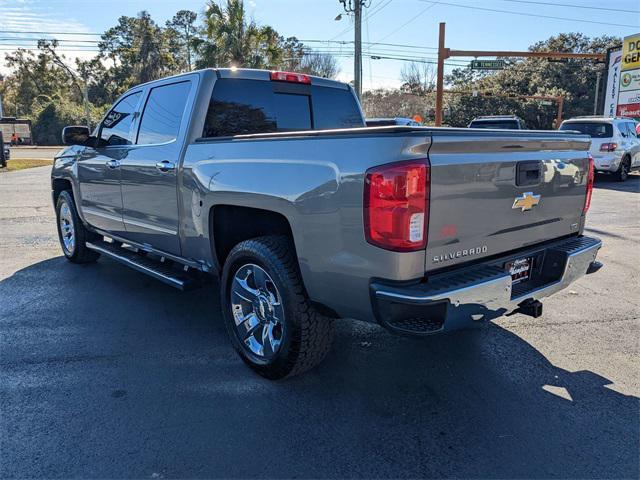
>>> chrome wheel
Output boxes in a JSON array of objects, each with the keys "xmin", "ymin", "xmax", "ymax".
[
  {"xmin": 59, "ymin": 199, "xmax": 76, "ymax": 255},
  {"xmin": 230, "ymin": 263, "xmax": 285, "ymax": 360}
]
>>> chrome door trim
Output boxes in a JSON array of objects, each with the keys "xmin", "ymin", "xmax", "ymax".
[
  {"xmin": 82, "ymin": 207, "xmax": 123, "ymax": 223},
  {"xmin": 122, "ymin": 216, "xmax": 178, "ymax": 235}
]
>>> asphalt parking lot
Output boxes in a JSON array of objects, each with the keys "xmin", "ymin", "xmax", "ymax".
[{"xmin": 1, "ymin": 166, "xmax": 638, "ymax": 479}]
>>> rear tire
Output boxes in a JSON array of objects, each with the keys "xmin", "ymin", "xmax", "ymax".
[
  {"xmin": 615, "ymin": 157, "xmax": 630, "ymax": 182},
  {"xmin": 55, "ymin": 190, "xmax": 100, "ymax": 263},
  {"xmin": 220, "ymin": 235, "xmax": 334, "ymax": 379}
]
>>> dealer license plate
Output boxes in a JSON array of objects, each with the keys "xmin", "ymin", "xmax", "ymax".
[{"xmin": 505, "ymin": 257, "xmax": 533, "ymax": 284}]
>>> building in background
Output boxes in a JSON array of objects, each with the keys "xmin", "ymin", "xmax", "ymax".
[{"xmin": 0, "ymin": 118, "xmax": 33, "ymax": 145}]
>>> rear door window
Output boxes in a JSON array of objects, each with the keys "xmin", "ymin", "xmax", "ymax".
[
  {"xmin": 100, "ymin": 92, "xmax": 142, "ymax": 146},
  {"xmin": 559, "ymin": 122, "xmax": 613, "ymax": 138},
  {"xmin": 624, "ymin": 122, "xmax": 638, "ymax": 138},
  {"xmin": 136, "ymin": 81, "xmax": 191, "ymax": 145}
]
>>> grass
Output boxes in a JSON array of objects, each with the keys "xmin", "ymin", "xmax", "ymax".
[{"xmin": 1, "ymin": 158, "xmax": 53, "ymax": 172}]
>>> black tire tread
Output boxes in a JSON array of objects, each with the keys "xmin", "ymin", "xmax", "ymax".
[
  {"xmin": 615, "ymin": 156, "xmax": 630, "ymax": 182},
  {"xmin": 222, "ymin": 235, "xmax": 334, "ymax": 379}
]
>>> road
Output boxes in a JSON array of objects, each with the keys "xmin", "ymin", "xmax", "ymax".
[
  {"xmin": 1, "ymin": 166, "xmax": 638, "ymax": 479},
  {"xmin": 8, "ymin": 146, "xmax": 62, "ymax": 160}
]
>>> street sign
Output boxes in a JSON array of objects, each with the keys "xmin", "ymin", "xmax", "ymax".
[{"xmin": 470, "ymin": 59, "xmax": 505, "ymax": 70}]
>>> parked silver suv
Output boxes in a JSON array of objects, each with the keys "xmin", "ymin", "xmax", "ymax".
[{"xmin": 560, "ymin": 116, "xmax": 640, "ymax": 182}]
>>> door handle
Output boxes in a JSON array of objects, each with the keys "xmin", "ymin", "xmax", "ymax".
[
  {"xmin": 105, "ymin": 159, "xmax": 120, "ymax": 169},
  {"xmin": 155, "ymin": 160, "xmax": 176, "ymax": 172}
]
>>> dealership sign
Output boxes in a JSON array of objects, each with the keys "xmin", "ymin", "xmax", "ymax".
[
  {"xmin": 603, "ymin": 47, "xmax": 622, "ymax": 117},
  {"xmin": 616, "ymin": 33, "xmax": 640, "ymax": 118}
]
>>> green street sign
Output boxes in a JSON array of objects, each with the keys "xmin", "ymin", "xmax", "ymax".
[{"xmin": 470, "ymin": 59, "xmax": 505, "ymax": 70}]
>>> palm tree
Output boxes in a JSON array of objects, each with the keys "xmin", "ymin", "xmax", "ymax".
[{"xmin": 197, "ymin": 0, "xmax": 280, "ymax": 69}]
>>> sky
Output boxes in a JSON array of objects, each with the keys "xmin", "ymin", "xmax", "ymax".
[{"xmin": 0, "ymin": 0, "xmax": 638, "ymax": 89}]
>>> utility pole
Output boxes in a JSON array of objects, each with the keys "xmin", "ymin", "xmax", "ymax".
[
  {"xmin": 434, "ymin": 22, "xmax": 606, "ymax": 126},
  {"xmin": 339, "ymin": 0, "xmax": 368, "ymax": 100},
  {"xmin": 82, "ymin": 84, "xmax": 91, "ymax": 129},
  {"xmin": 435, "ymin": 22, "xmax": 446, "ymax": 127},
  {"xmin": 593, "ymin": 71, "xmax": 602, "ymax": 115}
]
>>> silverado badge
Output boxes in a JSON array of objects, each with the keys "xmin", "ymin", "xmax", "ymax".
[{"xmin": 512, "ymin": 192, "xmax": 541, "ymax": 212}]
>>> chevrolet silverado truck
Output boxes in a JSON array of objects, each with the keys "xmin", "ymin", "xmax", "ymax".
[{"xmin": 52, "ymin": 68, "xmax": 602, "ymax": 379}]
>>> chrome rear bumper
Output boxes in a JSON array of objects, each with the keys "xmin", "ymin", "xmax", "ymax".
[{"xmin": 371, "ymin": 236, "xmax": 602, "ymax": 335}]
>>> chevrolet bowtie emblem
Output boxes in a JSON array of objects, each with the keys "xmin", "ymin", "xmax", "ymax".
[{"xmin": 512, "ymin": 192, "xmax": 541, "ymax": 211}]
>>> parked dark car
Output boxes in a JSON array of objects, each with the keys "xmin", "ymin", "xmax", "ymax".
[{"xmin": 0, "ymin": 132, "xmax": 6, "ymax": 168}]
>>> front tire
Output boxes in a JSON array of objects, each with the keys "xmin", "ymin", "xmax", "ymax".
[
  {"xmin": 221, "ymin": 235, "xmax": 334, "ymax": 379},
  {"xmin": 55, "ymin": 190, "xmax": 100, "ymax": 263}
]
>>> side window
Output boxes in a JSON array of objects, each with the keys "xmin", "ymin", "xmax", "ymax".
[
  {"xmin": 203, "ymin": 79, "xmax": 276, "ymax": 137},
  {"xmin": 137, "ymin": 81, "xmax": 192, "ymax": 145},
  {"xmin": 100, "ymin": 92, "xmax": 141, "ymax": 146},
  {"xmin": 626, "ymin": 122, "xmax": 638, "ymax": 138},
  {"xmin": 618, "ymin": 123, "xmax": 628, "ymax": 138}
]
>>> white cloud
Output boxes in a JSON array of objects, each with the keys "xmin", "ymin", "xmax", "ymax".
[{"xmin": 0, "ymin": 0, "xmax": 98, "ymax": 74}]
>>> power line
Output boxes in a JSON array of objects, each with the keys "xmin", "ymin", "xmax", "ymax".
[
  {"xmin": 299, "ymin": 39, "xmax": 438, "ymax": 51},
  {"xmin": 418, "ymin": 0, "xmax": 639, "ymax": 28},
  {"xmin": 329, "ymin": 0, "xmax": 393, "ymax": 40},
  {"xmin": 497, "ymin": 0, "xmax": 639, "ymax": 14},
  {"xmin": 376, "ymin": 1, "xmax": 441, "ymax": 43},
  {"xmin": 0, "ymin": 37, "xmax": 100, "ymax": 43},
  {"xmin": 0, "ymin": 30, "xmax": 102, "ymax": 36}
]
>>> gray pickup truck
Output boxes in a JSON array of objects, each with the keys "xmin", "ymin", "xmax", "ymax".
[{"xmin": 52, "ymin": 68, "xmax": 602, "ymax": 379}]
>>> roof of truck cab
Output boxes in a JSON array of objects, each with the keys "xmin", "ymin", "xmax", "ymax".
[
  {"xmin": 215, "ymin": 68, "xmax": 350, "ymax": 89},
  {"xmin": 130, "ymin": 68, "xmax": 350, "ymax": 91}
]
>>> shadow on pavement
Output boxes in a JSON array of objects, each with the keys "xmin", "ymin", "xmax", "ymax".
[
  {"xmin": 1, "ymin": 256, "xmax": 638, "ymax": 479},
  {"xmin": 594, "ymin": 171, "xmax": 640, "ymax": 192}
]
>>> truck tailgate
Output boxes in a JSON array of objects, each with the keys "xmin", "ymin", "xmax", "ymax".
[{"xmin": 426, "ymin": 132, "xmax": 591, "ymax": 272}]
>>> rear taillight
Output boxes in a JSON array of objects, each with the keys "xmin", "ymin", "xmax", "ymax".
[
  {"xmin": 584, "ymin": 154, "xmax": 594, "ymax": 214},
  {"xmin": 600, "ymin": 142, "xmax": 617, "ymax": 152},
  {"xmin": 270, "ymin": 71, "xmax": 311, "ymax": 84},
  {"xmin": 364, "ymin": 160, "xmax": 430, "ymax": 251}
]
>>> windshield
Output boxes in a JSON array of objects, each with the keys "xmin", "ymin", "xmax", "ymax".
[
  {"xmin": 559, "ymin": 122, "xmax": 613, "ymax": 138},
  {"xmin": 469, "ymin": 120, "xmax": 519, "ymax": 129}
]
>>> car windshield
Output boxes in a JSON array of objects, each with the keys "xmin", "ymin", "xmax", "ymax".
[
  {"xmin": 559, "ymin": 122, "xmax": 613, "ymax": 138},
  {"xmin": 469, "ymin": 120, "xmax": 519, "ymax": 129}
]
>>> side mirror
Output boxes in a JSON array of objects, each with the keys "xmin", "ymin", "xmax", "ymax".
[{"xmin": 62, "ymin": 125, "xmax": 91, "ymax": 146}]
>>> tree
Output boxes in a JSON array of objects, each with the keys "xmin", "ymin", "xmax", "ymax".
[
  {"xmin": 400, "ymin": 62, "xmax": 435, "ymax": 95},
  {"xmin": 197, "ymin": 0, "xmax": 265, "ymax": 68},
  {"xmin": 97, "ymin": 11, "xmax": 180, "ymax": 93},
  {"xmin": 444, "ymin": 33, "xmax": 621, "ymax": 128},
  {"xmin": 166, "ymin": 10, "xmax": 198, "ymax": 71}
]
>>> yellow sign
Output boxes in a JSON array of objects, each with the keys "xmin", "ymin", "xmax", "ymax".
[{"xmin": 622, "ymin": 33, "xmax": 640, "ymax": 71}]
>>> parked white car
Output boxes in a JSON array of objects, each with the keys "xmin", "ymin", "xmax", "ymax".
[{"xmin": 559, "ymin": 117, "xmax": 640, "ymax": 182}]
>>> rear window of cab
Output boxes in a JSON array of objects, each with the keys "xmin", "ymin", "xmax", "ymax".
[{"xmin": 202, "ymin": 78, "xmax": 364, "ymax": 138}]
